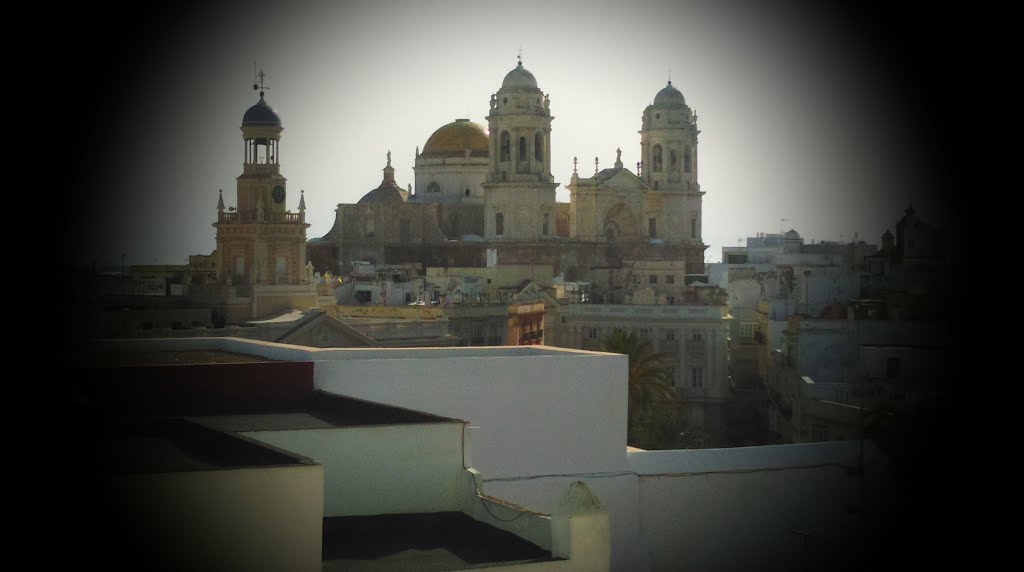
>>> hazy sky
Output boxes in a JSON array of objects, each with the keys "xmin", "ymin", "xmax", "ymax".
[{"xmin": 72, "ymin": 0, "xmax": 948, "ymax": 268}]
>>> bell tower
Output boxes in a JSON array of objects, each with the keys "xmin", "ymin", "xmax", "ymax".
[
  {"xmin": 237, "ymin": 69, "xmax": 287, "ymax": 219},
  {"xmin": 214, "ymin": 69, "xmax": 309, "ymax": 289},
  {"xmin": 482, "ymin": 56, "xmax": 557, "ymax": 240},
  {"xmin": 639, "ymin": 80, "xmax": 705, "ymax": 251}
]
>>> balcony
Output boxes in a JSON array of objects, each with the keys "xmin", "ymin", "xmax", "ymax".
[{"xmin": 218, "ymin": 211, "xmax": 306, "ymax": 224}]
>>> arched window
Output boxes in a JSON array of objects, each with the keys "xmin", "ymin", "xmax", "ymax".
[
  {"xmin": 670, "ymin": 149, "xmax": 677, "ymax": 170},
  {"xmin": 652, "ymin": 145, "xmax": 662, "ymax": 172},
  {"xmin": 534, "ymin": 133, "xmax": 543, "ymax": 162},
  {"xmin": 495, "ymin": 212, "xmax": 504, "ymax": 236},
  {"xmin": 684, "ymin": 147, "xmax": 692, "ymax": 173},
  {"xmin": 427, "ymin": 182, "xmax": 440, "ymax": 193},
  {"xmin": 518, "ymin": 137, "xmax": 527, "ymax": 161},
  {"xmin": 500, "ymin": 131, "xmax": 510, "ymax": 162}
]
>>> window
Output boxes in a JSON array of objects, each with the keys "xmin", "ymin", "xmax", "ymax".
[
  {"xmin": 495, "ymin": 212, "xmax": 504, "ymax": 236},
  {"xmin": 691, "ymin": 368, "xmax": 703, "ymax": 388},
  {"xmin": 427, "ymin": 182, "xmax": 441, "ymax": 193},
  {"xmin": 542, "ymin": 213, "xmax": 549, "ymax": 236},
  {"xmin": 811, "ymin": 425, "xmax": 826, "ymax": 442},
  {"xmin": 667, "ymin": 367, "xmax": 676, "ymax": 387},
  {"xmin": 365, "ymin": 217, "xmax": 375, "ymax": 238},
  {"xmin": 666, "ymin": 275, "xmax": 674, "ymax": 284},
  {"xmin": 588, "ymin": 328, "xmax": 598, "ymax": 339},
  {"xmin": 684, "ymin": 147, "xmax": 692, "ymax": 173},
  {"xmin": 693, "ymin": 331, "xmax": 702, "ymax": 341},
  {"xmin": 691, "ymin": 218, "xmax": 696, "ymax": 239},
  {"xmin": 275, "ymin": 256, "xmax": 287, "ymax": 280},
  {"xmin": 638, "ymin": 328, "xmax": 650, "ymax": 340},
  {"xmin": 534, "ymin": 132, "xmax": 543, "ymax": 161},
  {"xmin": 886, "ymin": 357, "xmax": 901, "ymax": 379},
  {"xmin": 652, "ymin": 144, "xmax": 663, "ymax": 172},
  {"xmin": 740, "ymin": 322, "xmax": 755, "ymax": 338},
  {"xmin": 670, "ymin": 149, "xmax": 677, "ymax": 170},
  {"xmin": 632, "ymin": 274, "xmax": 640, "ymax": 284},
  {"xmin": 667, "ymin": 296, "xmax": 675, "ymax": 305},
  {"xmin": 465, "ymin": 188, "xmax": 471, "ymax": 197},
  {"xmin": 649, "ymin": 275, "xmax": 657, "ymax": 284},
  {"xmin": 649, "ymin": 217, "xmax": 657, "ymax": 238},
  {"xmin": 500, "ymin": 131, "xmax": 510, "ymax": 162},
  {"xmin": 666, "ymin": 329, "xmax": 676, "ymax": 341},
  {"xmin": 400, "ymin": 218, "xmax": 411, "ymax": 243},
  {"xmin": 518, "ymin": 136, "xmax": 527, "ymax": 161}
]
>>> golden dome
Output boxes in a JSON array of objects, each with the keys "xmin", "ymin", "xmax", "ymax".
[{"xmin": 421, "ymin": 119, "xmax": 489, "ymax": 158}]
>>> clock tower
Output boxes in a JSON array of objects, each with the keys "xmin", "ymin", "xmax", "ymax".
[{"xmin": 214, "ymin": 71, "xmax": 309, "ymax": 290}]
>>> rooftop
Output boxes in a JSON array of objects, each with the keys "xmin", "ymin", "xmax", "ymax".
[{"xmin": 321, "ymin": 512, "xmax": 555, "ymax": 571}]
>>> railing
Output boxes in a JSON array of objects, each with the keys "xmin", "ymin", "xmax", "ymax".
[{"xmin": 218, "ymin": 211, "xmax": 306, "ymax": 224}]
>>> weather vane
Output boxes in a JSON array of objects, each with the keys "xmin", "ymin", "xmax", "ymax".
[{"xmin": 253, "ymin": 64, "xmax": 268, "ymax": 98}]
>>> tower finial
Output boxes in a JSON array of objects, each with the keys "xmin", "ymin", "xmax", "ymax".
[
  {"xmin": 298, "ymin": 189, "xmax": 306, "ymax": 212},
  {"xmin": 615, "ymin": 147, "xmax": 623, "ymax": 169},
  {"xmin": 386, "ymin": 150, "xmax": 392, "ymax": 167},
  {"xmin": 667, "ymin": 66, "xmax": 672, "ymax": 85},
  {"xmin": 594, "ymin": 157, "xmax": 599, "ymax": 174},
  {"xmin": 517, "ymin": 45, "xmax": 522, "ymax": 65},
  {"xmin": 573, "ymin": 156, "xmax": 577, "ymax": 174},
  {"xmin": 217, "ymin": 189, "xmax": 225, "ymax": 212},
  {"xmin": 253, "ymin": 65, "xmax": 267, "ymax": 99}
]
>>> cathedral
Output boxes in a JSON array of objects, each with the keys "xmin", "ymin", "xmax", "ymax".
[
  {"xmin": 305, "ymin": 58, "xmax": 709, "ymax": 292},
  {"xmin": 200, "ymin": 59, "xmax": 729, "ymax": 444}
]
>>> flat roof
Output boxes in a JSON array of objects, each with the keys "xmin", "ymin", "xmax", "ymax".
[
  {"xmin": 94, "ymin": 418, "xmax": 315, "ymax": 475},
  {"xmin": 192, "ymin": 392, "xmax": 461, "ymax": 432},
  {"xmin": 321, "ymin": 512, "xmax": 555, "ymax": 571},
  {"xmin": 77, "ymin": 349, "xmax": 269, "ymax": 368}
]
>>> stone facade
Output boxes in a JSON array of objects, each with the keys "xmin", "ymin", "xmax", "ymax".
[{"xmin": 312, "ymin": 60, "xmax": 708, "ymax": 282}]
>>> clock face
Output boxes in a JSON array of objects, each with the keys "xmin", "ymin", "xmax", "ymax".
[{"xmin": 272, "ymin": 185, "xmax": 285, "ymax": 204}]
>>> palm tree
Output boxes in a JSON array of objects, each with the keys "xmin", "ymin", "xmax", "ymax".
[{"xmin": 601, "ymin": 330, "xmax": 682, "ymax": 447}]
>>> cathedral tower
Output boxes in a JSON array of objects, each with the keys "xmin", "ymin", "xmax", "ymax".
[
  {"xmin": 482, "ymin": 58, "xmax": 557, "ymax": 240},
  {"xmin": 639, "ymin": 81, "xmax": 705, "ymax": 252}
]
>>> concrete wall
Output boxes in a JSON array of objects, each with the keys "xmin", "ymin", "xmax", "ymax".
[
  {"xmin": 245, "ymin": 423, "xmax": 465, "ymax": 517},
  {"xmin": 629, "ymin": 441, "xmax": 890, "ymax": 572},
  {"xmin": 312, "ymin": 348, "xmax": 627, "ymax": 479},
  {"xmin": 110, "ymin": 464, "xmax": 323, "ymax": 572},
  {"xmin": 482, "ymin": 473, "xmax": 645, "ymax": 571}
]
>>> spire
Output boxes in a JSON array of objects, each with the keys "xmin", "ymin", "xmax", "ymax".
[
  {"xmin": 594, "ymin": 156, "xmax": 599, "ymax": 174},
  {"xmin": 905, "ymin": 200, "xmax": 915, "ymax": 216},
  {"xmin": 298, "ymin": 189, "xmax": 306, "ymax": 212},
  {"xmin": 217, "ymin": 189, "xmax": 225, "ymax": 212},
  {"xmin": 615, "ymin": 147, "xmax": 623, "ymax": 169},
  {"xmin": 573, "ymin": 156, "xmax": 578, "ymax": 174},
  {"xmin": 382, "ymin": 151, "xmax": 396, "ymax": 184}
]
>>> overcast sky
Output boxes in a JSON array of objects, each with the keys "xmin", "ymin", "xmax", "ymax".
[{"xmin": 71, "ymin": 0, "xmax": 949, "ymax": 268}]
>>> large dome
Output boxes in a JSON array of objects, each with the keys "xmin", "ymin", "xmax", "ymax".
[
  {"xmin": 653, "ymin": 81, "xmax": 686, "ymax": 106},
  {"xmin": 242, "ymin": 96, "xmax": 281, "ymax": 127},
  {"xmin": 421, "ymin": 119, "xmax": 489, "ymax": 158},
  {"xmin": 358, "ymin": 184, "xmax": 403, "ymax": 205},
  {"xmin": 501, "ymin": 61, "xmax": 538, "ymax": 89}
]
